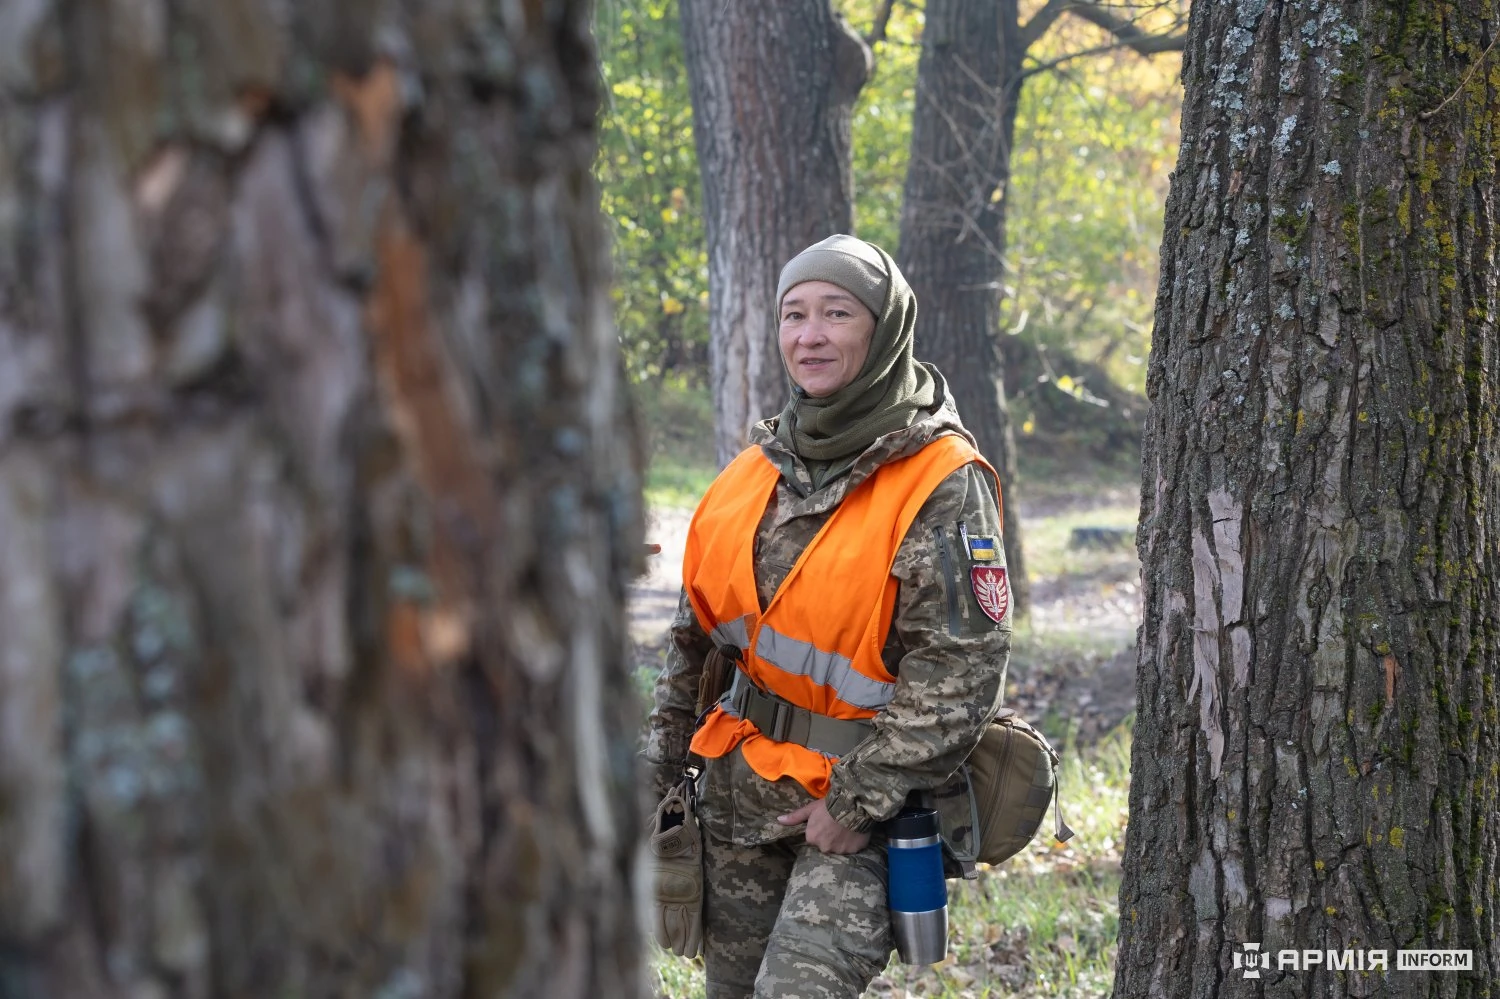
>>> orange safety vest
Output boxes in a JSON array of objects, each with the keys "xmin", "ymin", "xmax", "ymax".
[{"xmin": 685, "ymin": 434, "xmax": 996, "ymax": 797}]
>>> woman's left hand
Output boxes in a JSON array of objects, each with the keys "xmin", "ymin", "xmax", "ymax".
[{"xmin": 777, "ymin": 800, "xmax": 871, "ymax": 854}]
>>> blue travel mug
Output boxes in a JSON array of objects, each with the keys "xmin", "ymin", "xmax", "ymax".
[{"xmin": 886, "ymin": 807, "xmax": 948, "ymax": 965}]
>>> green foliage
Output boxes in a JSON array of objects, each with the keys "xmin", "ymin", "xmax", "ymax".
[
  {"xmin": 843, "ymin": 0, "xmax": 924, "ymax": 254},
  {"xmin": 1004, "ymin": 21, "xmax": 1182, "ymax": 399},
  {"xmin": 596, "ymin": 0, "xmax": 1180, "ymax": 407},
  {"xmin": 595, "ymin": 0, "xmax": 709, "ymax": 383},
  {"xmin": 842, "ymin": 0, "xmax": 1181, "ymax": 407}
]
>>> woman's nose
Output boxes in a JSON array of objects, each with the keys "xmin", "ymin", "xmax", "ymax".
[{"xmin": 798, "ymin": 320, "xmax": 828, "ymax": 344}]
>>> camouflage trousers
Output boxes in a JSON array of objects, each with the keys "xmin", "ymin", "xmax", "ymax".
[{"xmin": 702, "ymin": 825, "xmax": 893, "ymax": 999}]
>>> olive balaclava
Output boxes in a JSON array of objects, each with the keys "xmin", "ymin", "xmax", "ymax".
[{"xmin": 773, "ymin": 234, "xmax": 937, "ymax": 489}]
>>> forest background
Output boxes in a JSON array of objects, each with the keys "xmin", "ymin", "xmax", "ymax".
[
  {"xmin": 597, "ymin": 0, "xmax": 1181, "ymax": 484},
  {"xmin": 596, "ymin": 1, "xmax": 1184, "ymax": 995},
  {"xmin": 1, "ymin": 0, "xmax": 1491, "ymax": 994}
]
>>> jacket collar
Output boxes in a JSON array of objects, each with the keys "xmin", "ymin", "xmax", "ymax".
[{"xmin": 750, "ymin": 380, "xmax": 976, "ymax": 523}]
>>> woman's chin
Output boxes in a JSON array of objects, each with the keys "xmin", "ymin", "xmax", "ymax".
[{"xmin": 794, "ymin": 377, "xmax": 843, "ymax": 399}]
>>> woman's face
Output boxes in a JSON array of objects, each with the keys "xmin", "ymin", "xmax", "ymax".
[{"xmin": 778, "ymin": 281, "xmax": 877, "ymax": 398}]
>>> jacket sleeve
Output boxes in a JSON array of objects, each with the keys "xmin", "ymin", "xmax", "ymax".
[
  {"xmin": 641, "ymin": 587, "xmax": 715, "ymax": 796},
  {"xmin": 821, "ymin": 461, "xmax": 1011, "ymax": 832}
]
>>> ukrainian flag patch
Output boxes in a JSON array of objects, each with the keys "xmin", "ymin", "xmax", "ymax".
[{"xmin": 967, "ymin": 535, "xmax": 999, "ymax": 561}]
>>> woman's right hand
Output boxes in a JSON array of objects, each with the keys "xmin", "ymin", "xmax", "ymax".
[{"xmin": 777, "ymin": 799, "xmax": 872, "ymax": 854}]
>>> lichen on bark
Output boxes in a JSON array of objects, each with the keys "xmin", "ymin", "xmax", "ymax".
[{"xmin": 1115, "ymin": 1, "xmax": 1499, "ymax": 996}]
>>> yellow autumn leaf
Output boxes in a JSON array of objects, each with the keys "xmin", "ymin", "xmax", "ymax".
[
  {"xmin": 1022, "ymin": 419, "xmax": 1035, "ymax": 434},
  {"xmin": 661, "ymin": 296, "xmax": 685, "ymax": 315},
  {"xmin": 1055, "ymin": 374, "xmax": 1077, "ymax": 394},
  {"xmin": 660, "ymin": 207, "xmax": 678, "ymax": 224}
]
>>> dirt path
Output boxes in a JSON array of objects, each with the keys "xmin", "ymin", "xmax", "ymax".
[{"xmin": 631, "ymin": 505, "xmax": 695, "ymax": 645}]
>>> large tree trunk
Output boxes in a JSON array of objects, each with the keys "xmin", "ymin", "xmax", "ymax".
[
  {"xmin": 0, "ymin": 3, "xmax": 647, "ymax": 997},
  {"xmin": 680, "ymin": 0, "xmax": 872, "ymax": 465},
  {"xmin": 1115, "ymin": 2, "xmax": 1498, "ymax": 997},
  {"xmin": 896, "ymin": 0, "xmax": 1031, "ymax": 616}
]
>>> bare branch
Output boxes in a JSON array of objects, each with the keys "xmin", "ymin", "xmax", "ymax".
[
  {"xmin": 1065, "ymin": 0, "xmax": 1187, "ymax": 57},
  {"xmin": 1018, "ymin": 0, "xmax": 1073, "ymax": 54},
  {"xmin": 1020, "ymin": 1, "xmax": 1186, "ymax": 65},
  {"xmin": 1419, "ymin": 29, "xmax": 1500, "ymax": 119},
  {"xmin": 1021, "ymin": 34, "xmax": 1179, "ymax": 81},
  {"xmin": 866, "ymin": 0, "xmax": 900, "ymax": 47}
]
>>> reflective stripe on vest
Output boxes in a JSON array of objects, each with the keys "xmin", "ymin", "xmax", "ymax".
[
  {"xmin": 684, "ymin": 434, "xmax": 997, "ymax": 796},
  {"xmin": 754, "ymin": 627, "xmax": 894, "ymax": 710},
  {"xmin": 710, "ymin": 615, "xmax": 752, "ymax": 654}
]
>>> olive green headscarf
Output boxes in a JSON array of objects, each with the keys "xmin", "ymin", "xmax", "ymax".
[{"xmin": 773, "ymin": 235, "xmax": 937, "ymax": 490}]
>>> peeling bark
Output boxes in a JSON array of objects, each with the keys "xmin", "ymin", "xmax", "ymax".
[
  {"xmin": 0, "ymin": 2, "xmax": 647, "ymax": 997},
  {"xmin": 1116, "ymin": 2, "xmax": 1499, "ymax": 997}
]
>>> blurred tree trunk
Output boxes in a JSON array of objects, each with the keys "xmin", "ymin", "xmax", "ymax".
[
  {"xmin": 1115, "ymin": 2, "xmax": 1498, "ymax": 996},
  {"xmin": 679, "ymin": 0, "xmax": 871, "ymax": 465},
  {"xmin": 0, "ymin": 2, "xmax": 647, "ymax": 998},
  {"xmin": 896, "ymin": 0, "xmax": 1032, "ymax": 616}
]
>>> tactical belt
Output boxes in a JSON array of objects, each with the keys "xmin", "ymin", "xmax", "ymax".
[{"xmin": 720, "ymin": 669, "xmax": 873, "ymax": 758}]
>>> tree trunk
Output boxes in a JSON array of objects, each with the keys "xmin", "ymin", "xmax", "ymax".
[
  {"xmin": 0, "ymin": 3, "xmax": 648, "ymax": 998},
  {"xmin": 679, "ymin": 0, "xmax": 872, "ymax": 466},
  {"xmin": 896, "ymin": 0, "xmax": 1032, "ymax": 616},
  {"xmin": 1115, "ymin": 2, "xmax": 1498, "ymax": 997}
]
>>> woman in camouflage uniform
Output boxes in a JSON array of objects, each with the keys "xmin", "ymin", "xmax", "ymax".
[{"xmin": 645, "ymin": 235, "xmax": 1011, "ymax": 999}]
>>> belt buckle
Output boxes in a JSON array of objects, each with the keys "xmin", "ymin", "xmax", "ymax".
[{"xmin": 768, "ymin": 701, "xmax": 790, "ymax": 742}]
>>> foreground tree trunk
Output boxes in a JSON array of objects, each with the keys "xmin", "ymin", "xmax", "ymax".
[
  {"xmin": 0, "ymin": 3, "xmax": 647, "ymax": 997},
  {"xmin": 896, "ymin": 0, "xmax": 1032, "ymax": 616},
  {"xmin": 1115, "ymin": 2, "xmax": 1498, "ymax": 997},
  {"xmin": 680, "ymin": 0, "xmax": 871, "ymax": 465}
]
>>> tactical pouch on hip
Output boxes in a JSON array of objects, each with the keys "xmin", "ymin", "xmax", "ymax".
[
  {"xmin": 695, "ymin": 644, "xmax": 738, "ymax": 718},
  {"xmin": 932, "ymin": 709, "xmax": 1073, "ymax": 874}
]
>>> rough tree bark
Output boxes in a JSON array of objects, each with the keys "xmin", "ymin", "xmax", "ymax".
[
  {"xmin": 896, "ymin": 0, "xmax": 1033, "ymax": 616},
  {"xmin": 679, "ymin": 0, "xmax": 872, "ymax": 465},
  {"xmin": 0, "ymin": 2, "xmax": 647, "ymax": 998},
  {"xmin": 1115, "ymin": 2, "xmax": 1498, "ymax": 997}
]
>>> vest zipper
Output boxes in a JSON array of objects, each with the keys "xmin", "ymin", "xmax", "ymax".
[{"xmin": 931, "ymin": 526, "xmax": 962, "ymax": 636}]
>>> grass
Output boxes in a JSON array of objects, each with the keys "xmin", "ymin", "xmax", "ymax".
[
  {"xmin": 645, "ymin": 457, "xmax": 719, "ymax": 511},
  {"xmin": 1019, "ymin": 502, "xmax": 1139, "ymax": 585},
  {"xmin": 637, "ymin": 379, "xmax": 1137, "ymax": 998},
  {"xmin": 632, "ymin": 376, "xmax": 719, "ymax": 509}
]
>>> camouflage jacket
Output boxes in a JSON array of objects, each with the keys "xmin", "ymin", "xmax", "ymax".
[{"xmin": 643, "ymin": 389, "xmax": 1011, "ymax": 847}]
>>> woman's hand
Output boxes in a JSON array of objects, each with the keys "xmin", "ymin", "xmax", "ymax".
[{"xmin": 777, "ymin": 800, "xmax": 871, "ymax": 854}]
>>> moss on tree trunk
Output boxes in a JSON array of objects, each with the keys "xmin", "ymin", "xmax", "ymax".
[{"xmin": 1115, "ymin": 2, "xmax": 1499, "ymax": 996}]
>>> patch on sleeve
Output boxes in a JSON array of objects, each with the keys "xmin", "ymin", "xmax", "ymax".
[
  {"xmin": 970, "ymin": 566, "xmax": 1010, "ymax": 624},
  {"xmin": 966, "ymin": 534, "xmax": 1000, "ymax": 561}
]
